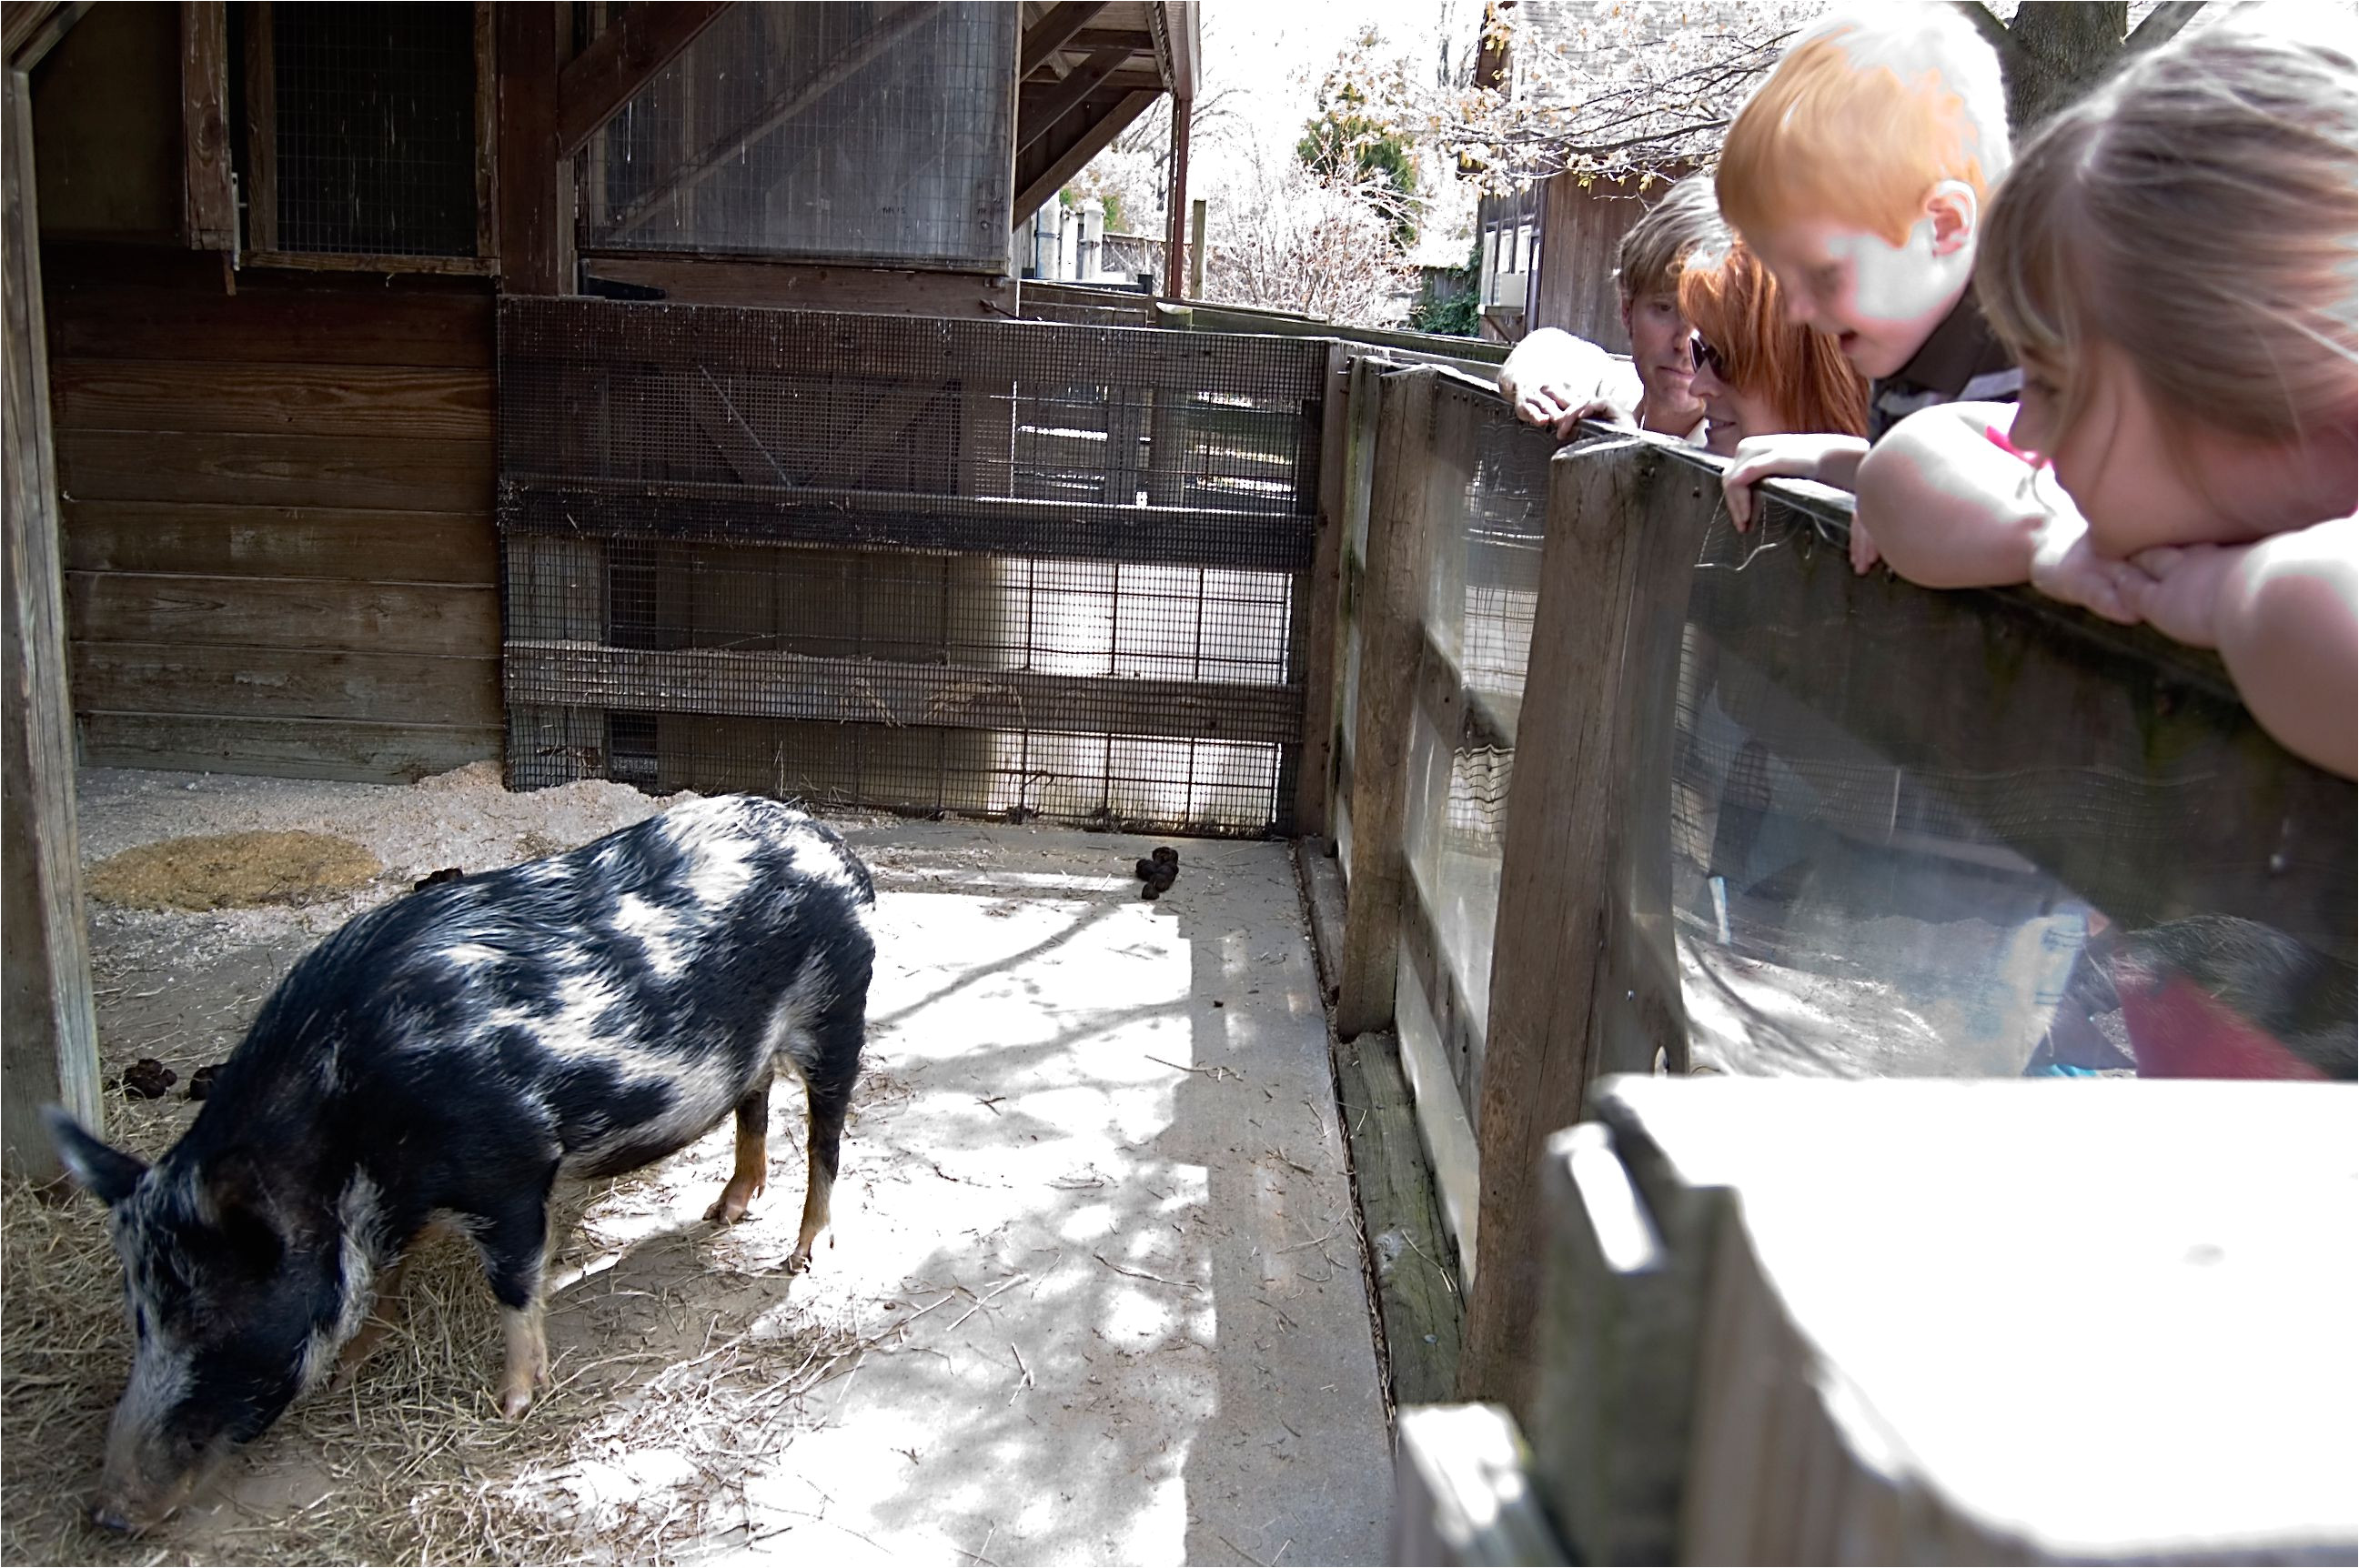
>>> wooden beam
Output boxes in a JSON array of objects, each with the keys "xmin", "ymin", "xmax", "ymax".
[
  {"xmin": 1334, "ymin": 366, "xmax": 1440, "ymax": 1039},
  {"xmin": 179, "ymin": 2, "xmax": 233, "ymax": 250},
  {"xmin": 1458, "ymin": 437, "xmax": 1694, "ymax": 1410},
  {"xmin": 1020, "ymin": 0, "xmax": 1106, "ymax": 78},
  {"xmin": 240, "ymin": 0, "xmax": 276, "ymax": 252},
  {"xmin": 2, "ymin": 64, "xmax": 102, "ymax": 1181},
  {"xmin": 603, "ymin": 2, "xmax": 935, "ymax": 239},
  {"xmin": 473, "ymin": 0, "xmax": 496, "ymax": 260},
  {"xmin": 503, "ymin": 640, "xmax": 1303, "ymax": 745},
  {"xmin": 494, "ymin": 2, "xmax": 570, "ymax": 294},
  {"xmin": 1013, "ymin": 88, "xmax": 1158, "ymax": 234},
  {"xmin": 1293, "ymin": 345, "xmax": 1350, "ymax": 836},
  {"xmin": 3, "ymin": 0, "xmax": 89, "ymax": 68},
  {"xmin": 1162, "ymin": 1, "xmax": 1197, "ymax": 100},
  {"xmin": 1163, "ymin": 91, "xmax": 1190, "ymax": 294},
  {"xmin": 1016, "ymin": 43, "xmax": 1130, "ymax": 157},
  {"xmin": 555, "ymin": 0, "xmax": 728, "ymax": 157}
]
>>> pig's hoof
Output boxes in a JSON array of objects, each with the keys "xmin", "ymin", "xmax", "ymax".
[
  {"xmin": 703, "ymin": 1187, "xmax": 761, "ymax": 1225},
  {"xmin": 784, "ymin": 1248, "xmax": 812, "ymax": 1274},
  {"xmin": 499, "ymin": 1383, "xmax": 535, "ymax": 1421}
]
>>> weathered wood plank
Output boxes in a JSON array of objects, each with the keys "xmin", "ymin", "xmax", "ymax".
[
  {"xmin": 1300, "ymin": 839, "xmax": 1465, "ymax": 1408},
  {"xmin": 1336, "ymin": 366, "xmax": 1439, "ymax": 1038},
  {"xmin": 66, "ymin": 573, "xmax": 501, "ymax": 656},
  {"xmin": 73, "ymin": 642, "xmax": 501, "ymax": 726},
  {"xmin": 580, "ymin": 256, "xmax": 1019, "ymax": 317},
  {"xmin": 2, "ymin": 65, "xmax": 102, "ymax": 1179},
  {"xmin": 554, "ymin": 0, "xmax": 728, "ymax": 156},
  {"xmin": 42, "ymin": 278, "xmax": 495, "ymax": 367},
  {"xmin": 494, "ymin": 0, "xmax": 570, "ymax": 295},
  {"xmin": 58, "ymin": 429, "xmax": 492, "ymax": 510},
  {"xmin": 1392, "ymin": 1405, "xmax": 1568, "ymax": 1565},
  {"xmin": 502, "ymin": 639, "xmax": 1302, "ymax": 745},
  {"xmin": 79, "ymin": 711, "xmax": 500, "ymax": 783},
  {"xmin": 502, "ymin": 478, "xmax": 1314, "ymax": 574},
  {"xmin": 498, "ymin": 295, "xmax": 1330, "ymax": 402},
  {"xmin": 178, "ymin": 1, "xmax": 231, "ymax": 250},
  {"xmin": 63, "ymin": 501, "xmax": 495, "ymax": 583},
  {"xmin": 50, "ymin": 360, "xmax": 493, "ymax": 441},
  {"xmin": 238, "ymin": 0, "xmax": 276, "ymax": 251},
  {"xmin": 1460, "ymin": 438, "xmax": 1698, "ymax": 1412},
  {"xmin": 1334, "ymin": 1029, "xmax": 1466, "ymax": 1407}
]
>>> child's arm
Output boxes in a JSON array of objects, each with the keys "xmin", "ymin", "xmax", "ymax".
[
  {"xmin": 1850, "ymin": 402, "xmax": 2053, "ymax": 581},
  {"xmin": 2122, "ymin": 520, "xmax": 2358, "ymax": 779},
  {"xmin": 1497, "ymin": 328, "xmax": 1643, "ymax": 437},
  {"xmin": 1720, "ymin": 432, "xmax": 1870, "ymax": 528}
]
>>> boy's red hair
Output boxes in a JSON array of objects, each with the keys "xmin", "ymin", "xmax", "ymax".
[
  {"xmin": 1717, "ymin": 9, "xmax": 2010, "ymax": 247},
  {"xmin": 1679, "ymin": 239, "xmax": 1869, "ymax": 438}
]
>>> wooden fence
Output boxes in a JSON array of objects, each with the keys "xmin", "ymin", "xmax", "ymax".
[{"xmin": 1302, "ymin": 363, "xmax": 2357, "ymax": 1438}]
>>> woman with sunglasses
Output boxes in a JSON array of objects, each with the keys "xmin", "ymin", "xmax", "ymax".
[{"xmin": 1678, "ymin": 236, "xmax": 1870, "ymax": 456}]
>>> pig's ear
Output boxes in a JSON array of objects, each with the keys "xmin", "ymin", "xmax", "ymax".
[
  {"xmin": 197, "ymin": 1149, "xmax": 287, "ymax": 1273},
  {"xmin": 44, "ymin": 1107, "xmax": 148, "ymax": 1205}
]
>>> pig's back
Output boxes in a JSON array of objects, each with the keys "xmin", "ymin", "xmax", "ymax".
[{"xmin": 216, "ymin": 796, "xmax": 874, "ymax": 1176}]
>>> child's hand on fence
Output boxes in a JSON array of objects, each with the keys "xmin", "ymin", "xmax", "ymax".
[
  {"xmin": 2119, "ymin": 543, "xmax": 2243, "ymax": 648},
  {"xmin": 2029, "ymin": 519, "xmax": 2141, "ymax": 624},
  {"xmin": 1849, "ymin": 514, "xmax": 1880, "ymax": 574},
  {"xmin": 1722, "ymin": 434, "xmax": 1870, "ymax": 530}
]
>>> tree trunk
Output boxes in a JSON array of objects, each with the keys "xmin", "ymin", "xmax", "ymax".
[{"xmin": 2000, "ymin": 2, "xmax": 2130, "ymax": 130}]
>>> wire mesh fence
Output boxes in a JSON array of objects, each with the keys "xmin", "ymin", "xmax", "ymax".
[
  {"xmin": 498, "ymin": 298, "xmax": 1327, "ymax": 835},
  {"xmin": 580, "ymin": 2, "xmax": 1015, "ymax": 269},
  {"xmin": 269, "ymin": 2, "xmax": 479, "ymax": 256}
]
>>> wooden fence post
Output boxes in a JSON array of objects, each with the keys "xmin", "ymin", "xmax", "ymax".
[
  {"xmin": 3, "ymin": 55, "xmax": 104, "ymax": 1180},
  {"xmin": 1459, "ymin": 436, "xmax": 1705, "ymax": 1408},
  {"xmin": 1291, "ymin": 340, "xmax": 1350, "ymax": 838},
  {"xmin": 1335, "ymin": 364, "xmax": 1439, "ymax": 1038}
]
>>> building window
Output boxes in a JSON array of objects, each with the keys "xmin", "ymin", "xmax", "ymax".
[{"xmin": 237, "ymin": 2, "xmax": 489, "ymax": 263}]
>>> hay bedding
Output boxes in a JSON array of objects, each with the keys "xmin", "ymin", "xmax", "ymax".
[{"xmin": 3, "ymin": 765, "xmax": 908, "ymax": 1566}]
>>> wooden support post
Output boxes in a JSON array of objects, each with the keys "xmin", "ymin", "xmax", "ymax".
[
  {"xmin": 179, "ymin": 1, "xmax": 233, "ymax": 251},
  {"xmin": 495, "ymin": 2, "xmax": 572, "ymax": 296},
  {"xmin": 3, "ymin": 61, "xmax": 103, "ymax": 1180},
  {"xmin": 1335, "ymin": 365, "xmax": 1440, "ymax": 1039},
  {"xmin": 1187, "ymin": 196, "xmax": 1206, "ymax": 299},
  {"xmin": 1162, "ymin": 91, "xmax": 1189, "ymax": 297},
  {"xmin": 1459, "ymin": 437, "xmax": 1701, "ymax": 1410},
  {"xmin": 240, "ymin": 0, "xmax": 277, "ymax": 253},
  {"xmin": 1292, "ymin": 342, "xmax": 1350, "ymax": 838}
]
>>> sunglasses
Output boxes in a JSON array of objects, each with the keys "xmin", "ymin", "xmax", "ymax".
[{"xmin": 1689, "ymin": 329, "xmax": 1729, "ymax": 379}]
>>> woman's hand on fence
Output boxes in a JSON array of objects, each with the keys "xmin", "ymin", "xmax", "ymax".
[{"xmin": 1721, "ymin": 434, "xmax": 1870, "ymax": 530}]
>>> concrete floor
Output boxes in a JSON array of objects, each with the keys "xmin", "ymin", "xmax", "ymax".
[
  {"xmin": 62, "ymin": 774, "xmax": 1394, "ymax": 1565},
  {"xmin": 734, "ymin": 821, "xmax": 1392, "ymax": 1566}
]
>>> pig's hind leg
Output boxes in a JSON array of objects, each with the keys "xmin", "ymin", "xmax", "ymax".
[
  {"xmin": 703, "ymin": 1069, "xmax": 775, "ymax": 1225},
  {"xmin": 786, "ymin": 988, "xmax": 866, "ymax": 1272}
]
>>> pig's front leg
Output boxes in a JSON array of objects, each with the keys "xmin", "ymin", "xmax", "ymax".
[{"xmin": 472, "ymin": 1177, "xmax": 557, "ymax": 1419}]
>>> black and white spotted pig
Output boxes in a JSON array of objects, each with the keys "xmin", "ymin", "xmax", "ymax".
[{"xmin": 45, "ymin": 794, "xmax": 873, "ymax": 1534}]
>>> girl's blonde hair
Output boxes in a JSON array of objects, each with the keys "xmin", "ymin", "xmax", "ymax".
[
  {"xmin": 1718, "ymin": 7, "xmax": 2010, "ymax": 248},
  {"xmin": 1678, "ymin": 238, "xmax": 1870, "ymax": 438},
  {"xmin": 1977, "ymin": 26, "xmax": 2359, "ymax": 449}
]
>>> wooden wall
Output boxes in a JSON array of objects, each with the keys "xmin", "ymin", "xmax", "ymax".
[
  {"xmin": 1527, "ymin": 174, "xmax": 1658, "ymax": 356},
  {"xmin": 43, "ymin": 246, "xmax": 501, "ymax": 781}
]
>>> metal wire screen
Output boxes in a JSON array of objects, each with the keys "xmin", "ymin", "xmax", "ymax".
[
  {"xmin": 1662, "ymin": 485, "xmax": 2357, "ymax": 1082},
  {"xmin": 582, "ymin": 2, "xmax": 1015, "ymax": 270},
  {"xmin": 1399, "ymin": 382, "xmax": 1556, "ymax": 1140},
  {"xmin": 498, "ymin": 297, "xmax": 1326, "ymax": 834},
  {"xmin": 270, "ymin": 3, "xmax": 479, "ymax": 256}
]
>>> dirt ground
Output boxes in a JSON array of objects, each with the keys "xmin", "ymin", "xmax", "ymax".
[{"xmin": 3, "ymin": 766, "xmax": 1392, "ymax": 1565}]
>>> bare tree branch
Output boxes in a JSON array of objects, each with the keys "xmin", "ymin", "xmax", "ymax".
[
  {"xmin": 1950, "ymin": 1, "xmax": 2021, "ymax": 63},
  {"xmin": 2126, "ymin": 0, "xmax": 2205, "ymax": 52}
]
